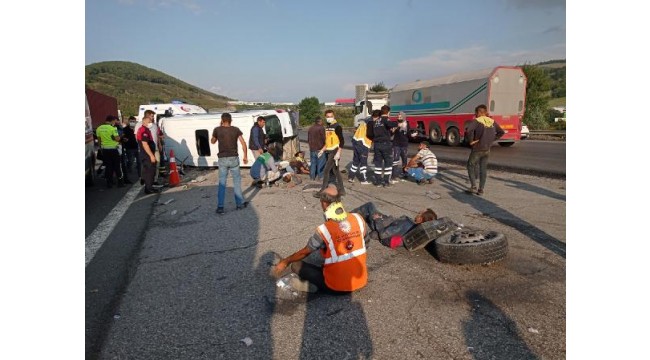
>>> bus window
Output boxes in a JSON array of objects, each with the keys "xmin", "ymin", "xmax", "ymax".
[
  {"xmin": 196, "ymin": 129, "xmax": 211, "ymax": 156},
  {"xmin": 490, "ymin": 100, "xmax": 495, "ymax": 112}
]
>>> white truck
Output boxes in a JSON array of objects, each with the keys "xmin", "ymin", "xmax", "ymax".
[
  {"xmin": 353, "ymin": 84, "xmax": 389, "ymax": 127},
  {"xmin": 161, "ymin": 109, "xmax": 299, "ymax": 168}
]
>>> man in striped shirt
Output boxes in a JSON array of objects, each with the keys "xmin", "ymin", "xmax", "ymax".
[{"xmin": 404, "ymin": 141, "xmax": 438, "ymax": 185}]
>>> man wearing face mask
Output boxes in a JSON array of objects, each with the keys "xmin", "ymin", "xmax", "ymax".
[
  {"xmin": 122, "ymin": 116, "xmax": 141, "ymax": 180},
  {"xmin": 272, "ymin": 184, "xmax": 369, "ymax": 293},
  {"xmin": 137, "ymin": 110, "xmax": 160, "ymax": 194},
  {"xmin": 314, "ymin": 110, "xmax": 346, "ymax": 197}
]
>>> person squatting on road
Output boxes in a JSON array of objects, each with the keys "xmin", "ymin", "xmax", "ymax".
[
  {"xmin": 367, "ymin": 105, "xmax": 397, "ymax": 187},
  {"xmin": 249, "ymin": 116, "xmax": 267, "ymax": 160},
  {"xmin": 272, "ymin": 185, "xmax": 369, "ymax": 293},
  {"xmin": 136, "ymin": 110, "xmax": 159, "ymax": 194},
  {"xmin": 351, "ymin": 202, "xmax": 437, "ymax": 248},
  {"xmin": 348, "ymin": 110, "xmax": 376, "ymax": 185},
  {"xmin": 250, "ymin": 149, "xmax": 281, "ymax": 187},
  {"xmin": 404, "ymin": 141, "xmax": 438, "ymax": 185},
  {"xmin": 96, "ymin": 115, "xmax": 124, "ymax": 188},
  {"xmin": 391, "ymin": 111, "xmax": 410, "ymax": 184},
  {"xmin": 211, "ymin": 112, "xmax": 249, "ymax": 214},
  {"xmin": 315, "ymin": 110, "xmax": 346, "ymax": 197},
  {"xmin": 307, "ymin": 116, "xmax": 326, "ymax": 181},
  {"xmin": 464, "ymin": 104, "xmax": 505, "ymax": 196}
]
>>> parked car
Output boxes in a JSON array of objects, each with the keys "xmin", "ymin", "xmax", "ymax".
[{"xmin": 520, "ymin": 123, "xmax": 530, "ymax": 140}]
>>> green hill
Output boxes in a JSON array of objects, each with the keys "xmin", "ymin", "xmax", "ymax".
[{"xmin": 85, "ymin": 61, "xmax": 232, "ymax": 117}]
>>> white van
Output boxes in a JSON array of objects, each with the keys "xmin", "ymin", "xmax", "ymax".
[
  {"xmin": 137, "ymin": 102, "xmax": 207, "ymax": 124},
  {"xmin": 161, "ymin": 109, "xmax": 299, "ymax": 168}
]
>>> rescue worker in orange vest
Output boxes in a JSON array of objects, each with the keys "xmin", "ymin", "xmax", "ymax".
[{"xmin": 272, "ymin": 184, "xmax": 369, "ymax": 293}]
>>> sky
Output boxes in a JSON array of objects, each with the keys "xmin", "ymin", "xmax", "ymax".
[
  {"xmin": 85, "ymin": 0, "xmax": 566, "ymax": 103},
  {"xmin": 5, "ymin": 1, "xmax": 650, "ymax": 357}
]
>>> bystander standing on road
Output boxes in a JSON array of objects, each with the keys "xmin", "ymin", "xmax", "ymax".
[
  {"xmin": 368, "ymin": 105, "xmax": 397, "ymax": 187},
  {"xmin": 348, "ymin": 110, "xmax": 376, "ymax": 184},
  {"xmin": 96, "ymin": 115, "xmax": 124, "ymax": 188},
  {"xmin": 464, "ymin": 104, "xmax": 504, "ymax": 196},
  {"xmin": 122, "ymin": 116, "xmax": 141, "ymax": 181},
  {"xmin": 391, "ymin": 111, "xmax": 410, "ymax": 184},
  {"xmin": 116, "ymin": 118, "xmax": 133, "ymax": 185},
  {"xmin": 137, "ymin": 110, "xmax": 159, "ymax": 194},
  {"xmin": 249, "ymin": 116, "xmax": 267, "ymax": 160},
  {"xmin": 307, "ymin": 116, "xmax": 326, "ymax": 181},
  {"xmin": 211, "ymin": 113, "xmax": 249, "ymax": 214},
  {"xmin": 272, "ymin": 185, "xmax": 369, "ymax": 293},
  {"xmin": 315, "ymin": 110, "xmax": 346, "ymax": 197}
]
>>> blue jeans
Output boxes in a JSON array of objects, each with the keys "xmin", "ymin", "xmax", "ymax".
[
  {"xmin": 407, "ymin": 168, "xmax": 436, "ymax": 181},
  {"xmin": 309, "ymin": 150, "xmax": 326, "ymax": 180},
  {"xmin": 217, "ymin": 156, "xmax": 244, "ymax": 208}
]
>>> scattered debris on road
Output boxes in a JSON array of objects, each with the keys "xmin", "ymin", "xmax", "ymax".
[{"xmin": 240, "ymin": 337, "xmax": 253, "ymax": 347}]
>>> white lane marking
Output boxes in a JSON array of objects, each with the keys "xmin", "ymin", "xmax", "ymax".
[{"xmin": 85, "ymin": 185, "xmax": 143, "ymax": 267}]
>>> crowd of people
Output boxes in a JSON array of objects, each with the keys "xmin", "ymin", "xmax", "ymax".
[{"xmin": 95, "ymin": 103, "xmax": 504, "ymax": 296}]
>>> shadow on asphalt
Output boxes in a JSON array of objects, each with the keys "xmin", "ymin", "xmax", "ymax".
[
  {"xmin": 300, "ymin": 291, "xmax": 374, "ymax": 359},
  {"xmin": 436, "ymin": 171, "xmax": 566, "ymax": 259},
  {"xmin": 490, "ymin": 176, "xmax": 565, "ymax": 202},
  {"xmin": 463, "ymin": 290, "xmax": 539, "ymax": 360}
]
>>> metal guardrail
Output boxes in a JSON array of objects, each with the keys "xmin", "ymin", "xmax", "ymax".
[{"xmin": 529, "ymin": 130, "xmax": 566, "ymax": 135}]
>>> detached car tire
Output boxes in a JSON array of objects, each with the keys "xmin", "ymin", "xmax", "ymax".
[{"xmin": 434, "ymin": 228, "xmax": 508, "ymax": 265}]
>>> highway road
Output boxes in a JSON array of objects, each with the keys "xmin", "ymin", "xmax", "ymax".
[{"xmin": 298, "ymin": 130, "xmax": 566, "ymax": 177}]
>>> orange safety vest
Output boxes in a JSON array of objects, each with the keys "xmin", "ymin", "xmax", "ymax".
[
  {"xmin": 325, "ymin": 123, "xmax": 341, "ymax": 151},
  {"xmin": 353, "ymin": 122, "xmax": 372, "ymax": 148},
  {"xmin": 317, "ymin": 213, "xmax": 368, "ymax": 292}
]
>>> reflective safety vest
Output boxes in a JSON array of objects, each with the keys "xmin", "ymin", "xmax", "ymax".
[
  {"xmin": 353, "ymin": 122, "xmax": 372, "ymax": 148},
  {"xmin": 325, "ymin": 123, "xmax": 341, "ymax": 151},
  {"xmin": 317, "ymin": 213, "xmax": 368, "ymax": 292}
]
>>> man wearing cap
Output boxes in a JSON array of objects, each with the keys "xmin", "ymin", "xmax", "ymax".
[
  {"xmin": 96, "ymin": 115, "xmax": 124, "ymax": 188},
  {"xmin": 272, "ymin": 185, "xmax": 369, "ymax": 293},
  {"xmin": 307, "ymin": 116, "xmax": 326, "ymax": 181},
  {"xmin": 404, "ymin": 141, "xmax": 438, "ymax": 185}
]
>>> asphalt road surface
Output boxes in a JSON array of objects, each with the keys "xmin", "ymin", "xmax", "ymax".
[
  {"xmin": 86, "ymin": 143, "xmax": 566, "ymax": 359},
  {"xmin": 298, "ymin": 130, "xmax": 566, "ymax": 177}
]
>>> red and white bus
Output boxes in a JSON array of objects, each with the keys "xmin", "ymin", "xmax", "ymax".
[{"xmin": 390, "ymin": 66, "xmax": 527, "ymax": 147}]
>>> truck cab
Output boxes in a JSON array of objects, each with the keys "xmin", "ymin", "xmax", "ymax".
[{"xmin": 353, "ymin": 94, "xmax": 389, "ymax": 127}]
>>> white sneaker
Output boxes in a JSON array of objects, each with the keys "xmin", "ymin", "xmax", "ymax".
[{"xmin": 360, "ymin": 181, "xmax": 371, "ymax": 185}]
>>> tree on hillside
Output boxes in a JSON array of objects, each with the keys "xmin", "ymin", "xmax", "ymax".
[
  {"xmin": 370, "ymin": 82, "xmax": 388, "ymax": 92},
  {"xmin": 298, "ymin": 96, "xmax": 321, "ymax": 126},
  {"xmin": 522, "ymin": 65, "xmax": 552, "ymax": 130}
]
